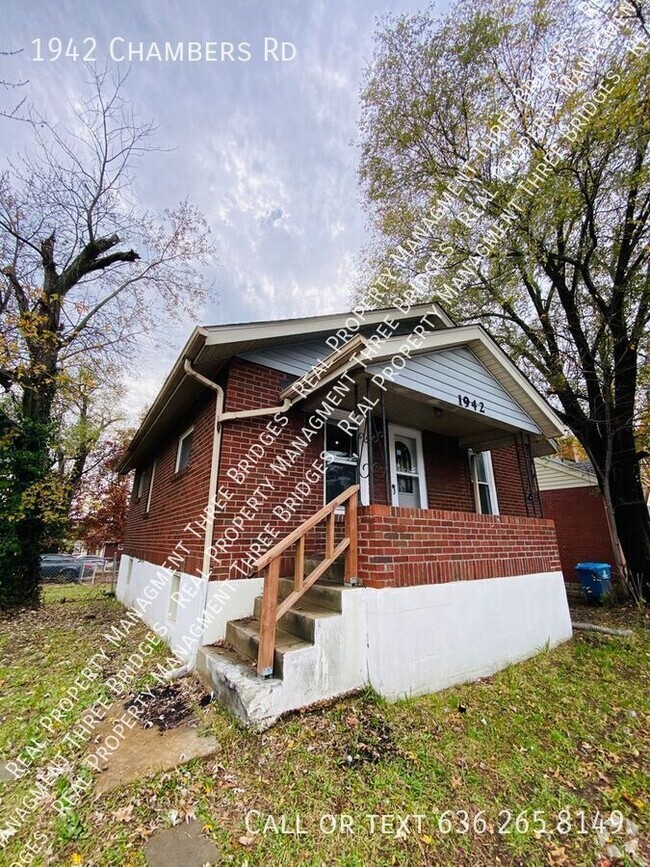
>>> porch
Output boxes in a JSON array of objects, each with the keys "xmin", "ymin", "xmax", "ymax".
[{"xmin": 192, "ymin": 484, "xmax": 568, "ymax": 728}]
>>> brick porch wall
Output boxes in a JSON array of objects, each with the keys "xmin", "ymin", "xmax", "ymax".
[{"xmin": 358, "ymin": 505, "xmax": 561, "ymax": 589}]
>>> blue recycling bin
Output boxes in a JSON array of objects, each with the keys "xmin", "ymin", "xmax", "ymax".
[{"xmin": 575, "ymin": 562, "xmax": 612, "ymax": 600}]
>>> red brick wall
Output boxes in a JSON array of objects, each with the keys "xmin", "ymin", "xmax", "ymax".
[
  {"xmin": 123, "ymin": 391, "xmax": 216, "ymax": 576},
  {"xmin": 123, "ymin": 355, "xmax": 545, "ymax": 584},
  {"xmin": 208, "ymin": 358, "xmax": 328, "ymax": 580},
  {"xmin": 358, "ymin": 505, "xmax": 561, "ymax": 589},
  {"xmin": 540, "ymin": 486, "xmax": 616, "ymax": 581},
  {"xmin": 423, "ymin": 431, "xmax": 475, "ymax": 511},
  {"xmin": 492, "ymin": 443, "xmax": 533, "ymax": 517}
]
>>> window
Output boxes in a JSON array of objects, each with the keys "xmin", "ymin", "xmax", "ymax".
[
  {"xmin": 471, "ymin": 451, "xmax": 499, "ymax": 515},
  {"xmin": 175, "ymin": 427, "xmax": 194, "ymax": 473},
  {"xmin": 145, "ymin": 461, "xmax": 156, "ymax": 513},
  {"xmin": 324, "ymin": 420, "xmax": 358, "ymax": 504},
  {"xmin": 136, "ymin": 470, "xmax": 146, "ymax": 500}
]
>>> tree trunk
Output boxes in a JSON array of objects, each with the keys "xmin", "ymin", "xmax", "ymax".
[
  {"xmin": 608, "ymin": 431, "xmax": 650, "ymax": 601},
  {"xmin": 577, "ymin": 423, "xmax": 650, "ymax": 602},
  {"xmin": 9, "ymin": 382, "xmax": 56, "ymax": 607}
]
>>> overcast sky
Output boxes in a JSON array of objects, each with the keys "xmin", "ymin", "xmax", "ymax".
[{"xmin": 1, "ymin": 0, "xmax": 448, "ymax": 415}]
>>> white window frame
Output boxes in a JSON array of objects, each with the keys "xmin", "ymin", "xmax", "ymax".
[
  {"xmin": 323, "ymin": 414, "xmax": 369, "ymax": 508},
  {"xmin": 136, "ymin": 470, "xmax": 145, "ymax": 500},
  {"xmin": 387, "ymin": 424, "xmax": 428, "ymax": 509},
  {"xmin": 175, "ymin": 426, "xmax": 194, "ymax": 473},
  {"xmin": 470, "ymin": 450, "xmax": 500, "ymax": 515},
  {"xmin": 145, "ymin": 460, "xmax": 156, "ymax": 514}
]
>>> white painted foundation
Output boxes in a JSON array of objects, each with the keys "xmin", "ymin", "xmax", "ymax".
[
  {"xmin": 364, "ymin": 571, "xmax": 572, "ymax": 700},
  {"xmin": 116, "ymin": 557, "xmax": 267, "ymax": 662},
  {"xmin": 118, "ymin": 559, "xmax": 572, "ymax": 725}
]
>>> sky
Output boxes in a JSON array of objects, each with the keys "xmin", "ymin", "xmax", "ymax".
[{"xmin": 1, "ymin": 0, "xmax": 448, "ymax": 416}]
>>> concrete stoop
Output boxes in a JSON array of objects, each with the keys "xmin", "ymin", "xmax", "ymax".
[{"xmin": 196, "ymin": 577, "xmax": 367, "ymax": 730}]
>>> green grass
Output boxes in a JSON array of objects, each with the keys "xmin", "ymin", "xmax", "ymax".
[{"xmin": 0, "ymin": 589, "xmax": 648, "ymax": 866}]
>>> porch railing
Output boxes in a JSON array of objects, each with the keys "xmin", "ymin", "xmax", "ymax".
[{"xmin": 252, "ymin": 484, "xmax": 359, "ymax": 677}]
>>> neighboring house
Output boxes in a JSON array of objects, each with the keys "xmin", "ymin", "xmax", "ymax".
[
  {"xmin": 534, "ymin": 456, "xmax": 617, "ymax": 583},
  {"xmin": 116, "ymin": 302, "xmax": 571, "ymax": 729}
]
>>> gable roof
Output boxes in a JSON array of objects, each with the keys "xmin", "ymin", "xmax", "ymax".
[
  {"xmin": 279, "ymin": 326, "xmax": 564, "ymax": 445},
  {"xmin": 118, "ymin": 302, "xmax": 564, "ymax": 472},
  {"xmin": 118, "ymin": 303, "xmax": 452, "ymax": 472}
]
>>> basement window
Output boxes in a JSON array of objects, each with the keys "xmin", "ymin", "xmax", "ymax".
[
  {"xmin": 175, "ymin": 427, "xmax": 194, "ymax": 473},
  {"xmin": 168, "ymin": 572, "xmax": 181, "ymax": 623},
  {"xmin": 470, "ymin": 451, "xmax": 500, "ymax": 515}
]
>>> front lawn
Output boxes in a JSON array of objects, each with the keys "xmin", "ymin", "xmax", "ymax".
[{"xmin": 0, "ymin": 586, "xmax": 648, "ymax": 866}]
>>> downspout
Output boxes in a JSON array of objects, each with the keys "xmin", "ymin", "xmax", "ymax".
[
  {"xmin": 180, "ymin": 358, "xmax": 224, "ymax": 672},
  {"xmin": 181, "ymin": 358, "xmax": 294, "ymax": 667}
]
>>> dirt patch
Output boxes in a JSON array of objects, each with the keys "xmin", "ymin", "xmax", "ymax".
[
  {"xmin": 341, "ymin": 704, "xmax": 403, "ymax": 768},
  {"xmin": 124, "ymin": 680, "xmax": 212, "ymax": 732},
  {"xmin": 569, "ymin": 600, "xmax": 649, "ymax": 631}
]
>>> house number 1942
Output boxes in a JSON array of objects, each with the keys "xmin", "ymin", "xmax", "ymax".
[{"xmin": 458, "ymin": 394, "xmax": 486, "ymax": 413}]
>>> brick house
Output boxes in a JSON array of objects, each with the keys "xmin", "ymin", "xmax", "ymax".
[
  {"xmin": 117, "ymin": 302, "xmax": 571, "ymax": 728},
  {"xmin": 534, "ymin": 456, "xmax": 618, "ymax": 583}
]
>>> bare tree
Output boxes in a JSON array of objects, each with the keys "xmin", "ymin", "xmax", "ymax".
[
  {"xmin": 0, "ymin": 49, "xmax": 28, "ymax": 121},
  {"xmin": 0, "ymin": 67, "xmax": 215, "ymax": 607}
]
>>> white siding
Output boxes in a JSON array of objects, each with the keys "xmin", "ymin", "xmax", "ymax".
[
  {"xmin": 535, "ymin": 458, "xmax": 596, "ymax": 491},
  {"xmin": 240, "ymin": 342, "xmax": 539, "ymax": 434},
  {"xmin": 369, "ymin": 347, "xmax": 539, "ymax": 433},
  {"xmin": 239, "ymin": 341, "xmax": 328, "ymax": 377}
]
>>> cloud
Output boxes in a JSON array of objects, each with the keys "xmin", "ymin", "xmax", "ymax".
[{"xmin": 1, "ymin": 0, "xmax": 442, "ymax": 413}]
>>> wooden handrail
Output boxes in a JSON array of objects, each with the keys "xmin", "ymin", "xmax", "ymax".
[
  {"xmin": 255, "ymin": 484, "xmax": 359, "ymax": 677},
  {"xmin": 253, "ymin": 485, "xmax": 359, "ymax": 571}
]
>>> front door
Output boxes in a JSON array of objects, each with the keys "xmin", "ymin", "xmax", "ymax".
[{"xmin": 388, "ymin": 425, "xmax": 428, "ymax": 509}]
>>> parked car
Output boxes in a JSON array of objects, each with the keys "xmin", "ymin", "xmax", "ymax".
[
  {"xmin": 40, "ymin": 553, "xmax": 88, "ymax": 583},
  {"xmin": 75, "ymin": 555, "xmax": 107, "ymax": 568},
  {"xmin": 74, "ymin": 555, "xmax": 111, "ymax": 581}
]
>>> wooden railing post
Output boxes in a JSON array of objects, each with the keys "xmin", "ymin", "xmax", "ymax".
[
  {"xmin": 294, "ymin": 535, "xmax": 305, "ymax": 592},
  {"xmin": 254, "ymin": 484, "xmax": 359, "ymax": 678},
  {"xmin": 257, "ymin": 558, "xmax": 280, "ymax": 677},
  {"xmin": 344, "ymin": 490, "xmax": 358, "ymax": 585},
  {"xmin": 325, "ymin": 511, "xmax": 335, "ymax": 559}
]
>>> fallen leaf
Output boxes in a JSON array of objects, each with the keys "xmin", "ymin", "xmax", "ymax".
[
  {"xmin": 239, "ymin": 835, "xmax": 255, "ymax": 846},
  {"xmin": 547, "ymin": 844, "xmax": 571, "ymax": 866},
  {"xmin": 112, "ymin": 805, "xmax": 133, "ymax": 823},
  {"xmin": 621, "ymin": 793, "xmax": 645, "ymax": 810}
]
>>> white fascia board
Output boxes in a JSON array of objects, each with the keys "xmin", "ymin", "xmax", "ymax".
[
  {"xmin": 117, "ymin": 326, "xmax": 210, "ymax": 473},
  {"xmin": 202, "ymin": 302, "xmax": 453, "ymax": 347},
  {"xmin": 373, "ymin": 326, "xmax": 564, "ymax": 439}
]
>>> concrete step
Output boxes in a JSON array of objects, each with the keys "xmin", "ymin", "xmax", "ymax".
[
  {"xmin": 277, "ymin": 576, "xmax": 345, "ymax": 613},
  {"xmin": 196, "ymin": 644, "xmax": 283, "ymax": 731},
  {"xmin": 253, "ymin": 595, "xmax": 340, "ymax": 642},
  {"xmin": 304, "ymin": 557, "xmax": 344, "ymax": 583},
  {"xmin": 226, "ymin": 617, "xmax": 312, "ymax": 678}
]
